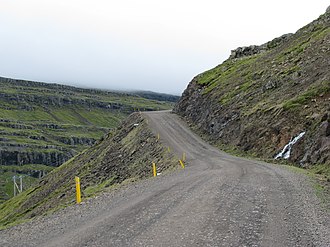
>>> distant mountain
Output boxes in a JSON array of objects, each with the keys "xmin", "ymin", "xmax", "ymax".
[
  {"xmin": 0, "ymin": 76, "xmax": 173, "ymax": 202},
  {"xmin": 175, "ymin": 8, "xmax": 330, "ymax": 168},
  {"xmin": 130, "ymin": 90, "xmax": 180, "ymax": 103}
]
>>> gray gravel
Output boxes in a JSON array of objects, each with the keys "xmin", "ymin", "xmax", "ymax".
[{"xmin": 0, "ymin": 111, "xmax": 329, "ymax": 246}]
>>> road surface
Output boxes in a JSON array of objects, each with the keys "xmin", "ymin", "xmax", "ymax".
[{"xmin": 0, "ymin": 111, "xmax": 329, "ymax": 246}]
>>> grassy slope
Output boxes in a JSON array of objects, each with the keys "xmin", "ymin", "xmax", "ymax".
[
  {"xmin": 0, "ymin": 165, "xmax": 55, "ymax": 203},
  {"xmin": 197, "ymin": 25, "xmax": 329, "ymax": 114},
  {"xmin": 175, "ymin": 11, "xmax": 329, "ymax": 167},
  {"xmin": 0, "ymin": 113, "xmax": 178, "ymax": 229},
  {"xmin": 0, "ymin": 78, "xmax": 174, "ymax": 202}
]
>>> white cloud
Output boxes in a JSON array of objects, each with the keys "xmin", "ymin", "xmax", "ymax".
[{"xmin": 0, "ymin": 0, "xmax": 328, "ymax": 94}]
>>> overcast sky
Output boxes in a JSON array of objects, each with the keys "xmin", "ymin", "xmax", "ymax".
[{"xmin": 0, "ymin": 1, "xmax": 328, "ymax": 95}]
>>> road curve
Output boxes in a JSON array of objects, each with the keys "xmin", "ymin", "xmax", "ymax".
[{"xmin": 0, "ymin": 111, "xmax": 329, "ymax": 247}]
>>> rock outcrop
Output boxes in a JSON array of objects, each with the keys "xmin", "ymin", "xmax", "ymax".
[
  {"xmin": 174, "ymin": 9, "xmax": 330, "ymax": 167},
  {"xmin": 229, "ymin": 34, "xmax": 292, "ymax": 59}
]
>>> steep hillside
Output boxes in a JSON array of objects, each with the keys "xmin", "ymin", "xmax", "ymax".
[
  {"xmin": 174, "ymin": 9, "xmax": 330, "ymax": 168},
  {"xmin": 0, "ymin": 77, "xmax": 173, "ymax": 201},
  {"xmin": 0, "ymin": 113, "xmax": 178, "ymax": 229}
]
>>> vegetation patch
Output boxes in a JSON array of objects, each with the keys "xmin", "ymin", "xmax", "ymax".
[
  {"xmin": 310, "ymin": 163, "xmax": 330, "ymax": 179},
  {"xmin": 0, "ymin": 113, "xmax": 178, "ymax": 229},
  {"xmin": 282, "ymin": 81, "xmax": 329, "ymax": 110},
  {"xmin": 284, "ymin": 164, "xmax": 330, "ymax": 209},
  {"xmin": 0, "ymin": 77, "xmax": 175, "ymax": 202}
]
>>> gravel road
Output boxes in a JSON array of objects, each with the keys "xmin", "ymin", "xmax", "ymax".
[{"xmin": 0, "ymin": 111, "xmax": 329, "ymax": 246}]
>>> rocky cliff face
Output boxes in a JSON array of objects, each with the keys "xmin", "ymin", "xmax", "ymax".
[
  {"xmin": 0, "ymin": 78, "xmax": 173, "ymax": 168},
  {"xmin": 229, "ymin": 34, "xmax": 293, "ymax": 59},
  {"xmin": 174, "ymin": 9, "xmax": 330, "ymax": 167}
]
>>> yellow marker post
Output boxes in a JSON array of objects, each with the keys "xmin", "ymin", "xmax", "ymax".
[
  {"xmin": 167, "ymin": 147, "xmax": 170, "ymax": 152},
  {"xmin": 75, "ymin": 176, "xmax": 81, "ymax": 204},
  {"xmin": 152, "ymin": 163, "xmax": 157, "ymax": 177},
  {"xmin": 182, "ymin": 152, "xmax": 186, "ymax": 161},
  {"xmin": 179, "ymin": 160, "xmax": 185, "ymax": 169},
  {"xmin": 157, "ymin": 133, "xmax": 160, "ymax": 140}
]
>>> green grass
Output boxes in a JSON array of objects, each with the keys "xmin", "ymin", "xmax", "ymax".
[
  {"xmin": 0, "ymin": 164, "xmax": 55, "ymax": 173},
  {"xmin": 77, "ymin": 108, "xmax": 125, "ymax": 127},
  {"xmin": 50, "ymin": 107, "xmax": 87, "ymax": 125},
  {"xmin": 0, "ymin": 114, "xmax": 179, "ymax": 229},
  {"xmin": 0, "ymin": 79, "xmax": 175, "ymax": 203},
  {"xmin": 284, "ymin": 165, "xmax": 311, "ymax": 176},
  {"xmin": 280, "ymin": 65, "xmax": 300, "ymax": 77},
  {"xmin": 283, "ymin": 81, "xmax": 330, "ymax": 110},
  {"xmin": 197, "ymin": 55, "xmax": 260, "ymax": 106},
  {"xmin": 0, "ymin": 170, "xmax": 39, "ymax": 200},
  {"xmin": 284, "ymin": 164, "xmax": 329, "ymax": 208},
  {"xmin": 45, "ymin": 125, "xmax": 107, "ymax": 139},
  {"xmin": 0, "ymin": 187, "xmax": 35, "ymax": 229},
  {"xmin": 309, "ymin": 163, "xmax": 330, "ymax": 178},
  {"xmin": 0, "ymin": 164, "xmax": 54, "ymax": 182},
  {"xmin": 198, "ymin": 56, "xmax": 258, "ymax": 89},
  {"xmin": 0, "ymin": 107, "xmax": 52, "ymax": 122},
  {"xmin": 83, "ymin": 176, "xmax": 117, "ymax": 198}
]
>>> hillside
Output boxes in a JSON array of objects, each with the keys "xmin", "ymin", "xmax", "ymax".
[
  {"xmin": 174, "ymin": 9, "xmax": 330, "ymax": 169},
  {"xmin": 0, "ymin": 77, "xmax": 174, "ymax": 202},
  {"xmin": 0, "ymin": 113, "xmax": 178, "ymax": 229},
  {"xmin": 131, "ymin": 91, "xmax": 180, "ymax": 103}
]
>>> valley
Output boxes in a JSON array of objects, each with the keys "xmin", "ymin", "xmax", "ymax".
[{"xmin": 0, "ymin": 77, "xmax": 174, "ymax": 202}]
